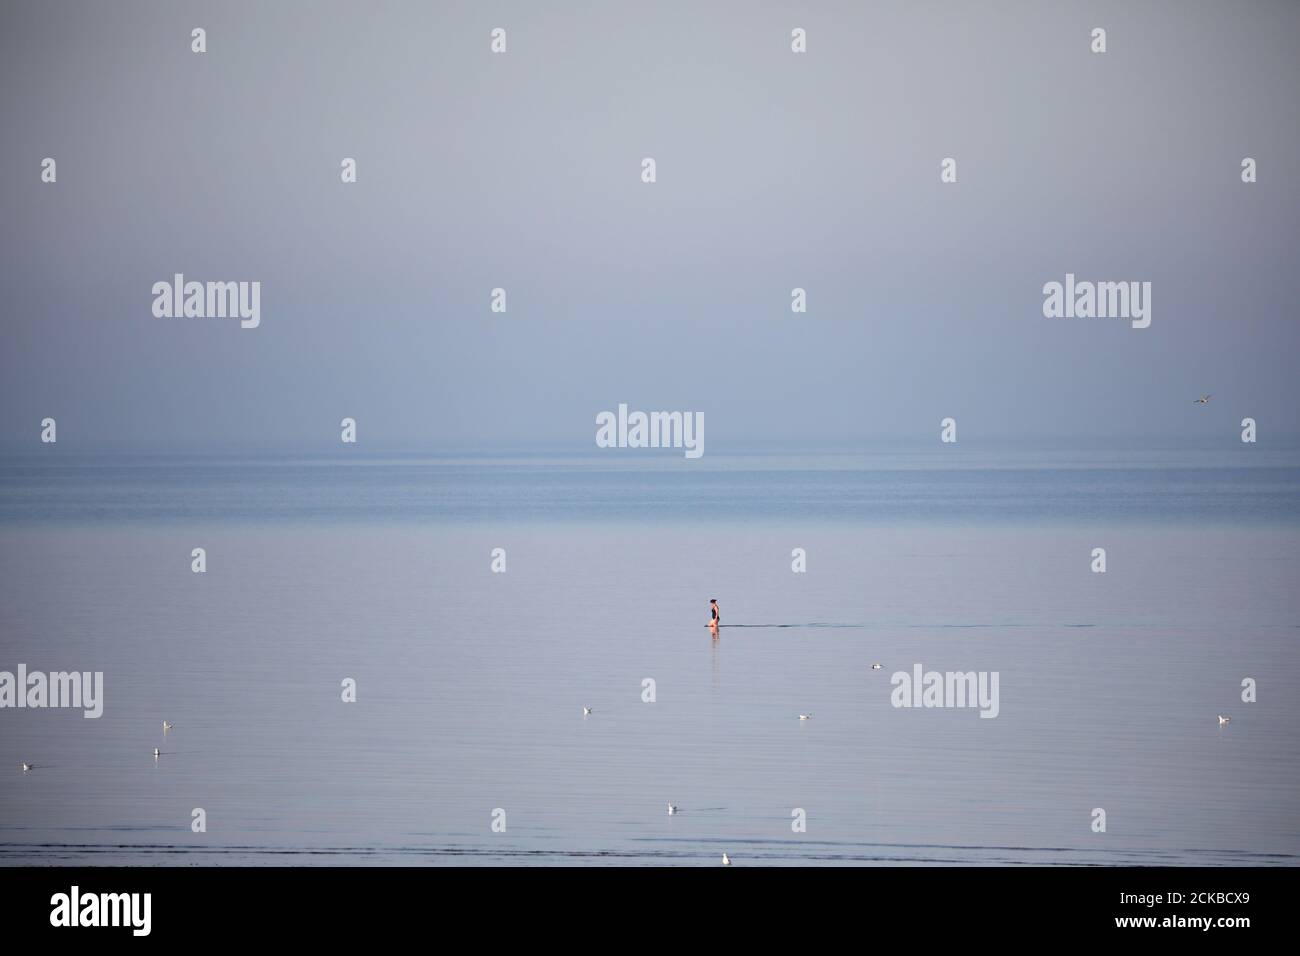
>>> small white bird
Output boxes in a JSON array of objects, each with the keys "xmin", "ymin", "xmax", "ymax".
[
  {"xmin": 162, "ymin": 721, "xmax": 174, "ymax": 733},
  {"xmin": 722, "ymin": 853, "xmax": 731, "ymax": 866},
  {"xmin": 1194, "ymin": 395, "xmax": 1212, "ymax": 404},
  {"xmin": 1218, "ymin": 715, "xmax": 1231, "ymax": 725},
  {"xmin": 20, "ymin": 762, "xmax": 33, "ymax": 773},
  {"xmin": 152, "ymin": 748, "xmax": 161, "ymax": 757},
  {"xmin": 799, "ymin": 714, "xmax": 812, "ymax": 720},
  {"xmin": 667, "ymin": 803, "xmax": 678, "ymax": 815},
  {"xmin": 871, "ymin": 663, "xmax": 882, "ymax": 670},
  {"xmin": 582, "ymin": 707, "xmax": 592, "ymax": 716}
]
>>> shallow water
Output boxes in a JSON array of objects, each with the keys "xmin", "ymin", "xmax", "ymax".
[{"xmin": 0, "ymin": 451, "xmax": 1297, "ymax": 865}]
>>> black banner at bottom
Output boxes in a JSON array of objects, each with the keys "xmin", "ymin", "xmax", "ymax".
[{"xmin": 0, "ymin": 865, "xmax": 1280, "ymax": 941}]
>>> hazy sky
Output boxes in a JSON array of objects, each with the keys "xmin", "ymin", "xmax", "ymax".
[{"xmin": 2, "ymin": 0, "xmax": 1298, "ymax": 451}]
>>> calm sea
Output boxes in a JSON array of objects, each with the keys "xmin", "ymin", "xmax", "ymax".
[{"xmin": 1, "ymin": 444, "xmax": 1297, "ymax": 865}]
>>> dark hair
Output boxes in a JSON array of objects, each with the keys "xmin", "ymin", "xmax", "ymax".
[{"xmin": 710, "ymin": 598, "xmax": 717, "ymax": 603}]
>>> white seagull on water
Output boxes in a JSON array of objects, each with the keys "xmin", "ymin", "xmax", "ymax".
[
  {"xmin": 582, "ymin": 707, "xmax": 592, "ymax": 716},
  {"xmin": 162, "ymin": 721, "xmax": 174, "ymax": 733},
  {"xmin": 667, "ymin": 803, "xmax": 678, "ymax": 815},
  {"xmin": 799, "ymin": 713, "xmax": 812, "ymax": 720},
  {"xmin": 153, "ymin": 748, "xmax": 161, "ymax": 757},
  {"xmin": 21, "ymin": 762, "xmax": 33, "ymax": 773},
  {"xmin": 1218, "ymin": 715, "xmax": 1231, "ymax": 725},
  {"xmin": 722, "ymin": 853, "xmax": 731, "ymax": 866}
]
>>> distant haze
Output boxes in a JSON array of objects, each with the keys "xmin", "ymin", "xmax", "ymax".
[{"xmin": 2, "ymin": 0, "xmax": 1298, "ymax": 452}]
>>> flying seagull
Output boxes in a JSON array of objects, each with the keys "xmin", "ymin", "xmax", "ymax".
[
  {"xmin": 582, "ymin": 707, "xmax": 592, "ymax": 716},
  {"xmin": 871, "ymin": 664, "xmax": 882, "ymax": 670},
  {"xmin": 20, "ymin": 762, "xmax": 33, "ymax": 773},
  {"xmin": 799, "ymin": 714, "xmax": 812, "ymax": 720},
  {"xmin": 1194, "ymin": 395, "xmax": 1212, "ymax": 404}
]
